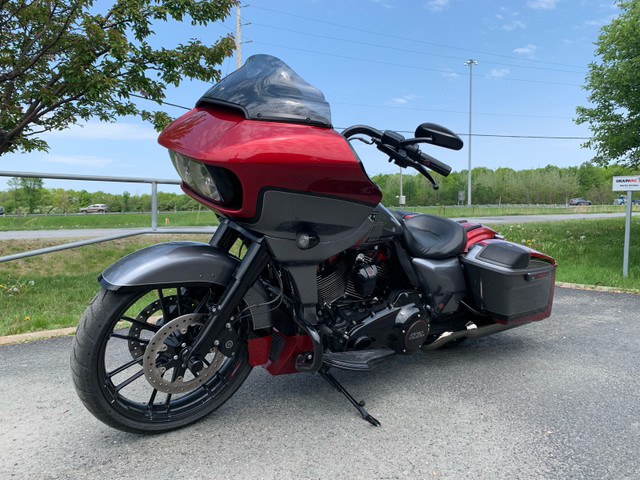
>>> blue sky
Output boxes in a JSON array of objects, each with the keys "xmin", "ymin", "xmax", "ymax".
[{"xmin": 1, "ymin": 0, "xmax": 618, "ymax": 195}]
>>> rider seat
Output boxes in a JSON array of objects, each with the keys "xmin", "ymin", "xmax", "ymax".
[{"xmin": 396, "ymin": 213, "xmax": 468, "ymax": 259}]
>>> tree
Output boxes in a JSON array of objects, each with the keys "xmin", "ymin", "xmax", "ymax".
[
  {"xmin": 575, "ymin": 1, "xmax": 640, "ymax": 169},
  {"xmin": 20, "ymin": 177, "xmax": 44, "ymax": 213},
  {"xmin": 7, "ymin": 176, "xmax": 21, "ymax": 213},
  {"xmin": 0, "ymin": 0, "xmax": 236, "ymax": 156}
]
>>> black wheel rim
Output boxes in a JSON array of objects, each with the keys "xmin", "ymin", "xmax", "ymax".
[{"xmin": 96, "ymin": 286, "xmax": 249, "ymax": 426}]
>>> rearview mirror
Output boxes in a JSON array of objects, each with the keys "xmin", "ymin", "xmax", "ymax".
[{"xmin": 415, "ymin": 123, "xmax": 464, "ymax": 151}]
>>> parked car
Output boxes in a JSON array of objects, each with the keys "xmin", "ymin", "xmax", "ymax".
[
  {"xmin": 613, "ymin": 195, "xmax": 639, "ymax": 205},
  {"xmin": 0, "ymin": 206, "xmax": 4, "ymax": 215},
  {"xmin": 568, "ymin": 198, "xmax": 592, "ymax": 206},
  {"xmin": 78, "ymin": 203, "xmax": 108, "ymax": 213},
  {"xmin": 613, "ymin": 195, "xmax": 626, "ymax": 205}
]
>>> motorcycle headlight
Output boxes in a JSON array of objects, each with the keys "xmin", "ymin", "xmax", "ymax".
[{"xmin": 170, "ymin": 151, "xmax": 241, "ymax": 206}]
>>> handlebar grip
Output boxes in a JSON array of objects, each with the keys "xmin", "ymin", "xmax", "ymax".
[
  {"xmin": 405, "ymin": 145, "xmax": 452, "ymax": 177},
  {"xmin": 420, "ymin": 152, "xmax": 451, "ymax": 177}
]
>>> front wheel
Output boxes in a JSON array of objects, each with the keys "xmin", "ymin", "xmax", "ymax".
[{"xmin": 71, "ymin": 285, "xmax": 253, "ymax": 433}]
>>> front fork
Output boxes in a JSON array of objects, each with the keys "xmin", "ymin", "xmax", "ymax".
[
  {"xmin": 184, "ymin": 223, "xmax": 271, "ymax": 372},
  {"xmin": 186, "ymin": 219, "xmax": 324, "ymax": 374}
]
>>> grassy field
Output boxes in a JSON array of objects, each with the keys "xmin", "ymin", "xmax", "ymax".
[
  {"xmin": 0, "ymin": 216, "xmax": 638, "ymax": 337},
  {"xmin": 406, "ymin": 204, "xmax": 638, "ymax": 217},
  {"xmin": 1, "ymin": 204, "xmax": 638, "ymax": 232},
  {"xmin": 0, "ymin": 209, "xmax": 220, "ymax": 231}
]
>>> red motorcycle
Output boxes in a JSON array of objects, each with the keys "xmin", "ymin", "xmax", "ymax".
[{"xmin": 71, "ymin": 55, "xmax": 556, "ymax": 432}]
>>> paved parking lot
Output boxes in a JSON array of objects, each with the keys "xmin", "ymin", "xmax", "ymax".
[{"xmin": 0, "ymin": 286, "xmax": 638, "ymax": 479}]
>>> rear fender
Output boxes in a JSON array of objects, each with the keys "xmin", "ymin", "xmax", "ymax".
[{"xmin": 98, "ymin": 241, "xmax": 273, "ymax": 329}]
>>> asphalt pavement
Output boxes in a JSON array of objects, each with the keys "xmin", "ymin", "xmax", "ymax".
[{"xmin": 0, "ymin": 286, "xmax": 639, "ymax": 479}]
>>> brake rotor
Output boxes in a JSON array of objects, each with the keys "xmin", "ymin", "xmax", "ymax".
[
  {"xmin": 128, "ymin": 298, "xmax": 169, "ymax": 361},
  {"xmin": 142, "ymin": 313, "xmax": 225, "ymax": 395},
  {"xmin": 128, "ymin": 295, "xmax": 200, "ymax": 361}
]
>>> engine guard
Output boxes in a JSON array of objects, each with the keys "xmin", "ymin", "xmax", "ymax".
[{"xmin": 98, "ymin": 241, "xmax": 273, "ymax": 330}]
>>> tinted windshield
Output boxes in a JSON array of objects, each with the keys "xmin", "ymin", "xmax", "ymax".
[{"xmin": 197, "ymin": 54, "xmax": 331, "ymax": 127}]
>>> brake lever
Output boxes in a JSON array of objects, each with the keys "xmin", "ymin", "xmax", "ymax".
[
  {"xmin": 373, "ymin": 139, "xmax": 439, "ymax": 189},
  {"xmin": 413, "ymin": 163, "xmax": 439, "ymax": 190}
]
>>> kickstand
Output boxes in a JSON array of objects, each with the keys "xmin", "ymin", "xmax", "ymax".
[{"xmin": 319, "ymin": 367, "xmax": 381, "ymax": 427}]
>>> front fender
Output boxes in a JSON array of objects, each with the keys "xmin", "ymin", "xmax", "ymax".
[{"xmin": 98, "ymin": 241, "xmax": 273, "ymax": 329}]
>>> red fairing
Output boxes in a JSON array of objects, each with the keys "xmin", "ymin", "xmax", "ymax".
[
  {"xmin": 248, "ymin": 331, "xmax": 313, "ymax": 375},
  {"xmin": 158, "ymin": 106, "xmax": 382, "ymax": 219},
  {"xmin": 459, "ymin": 222, "xmax": 499, "ymax": 251}
]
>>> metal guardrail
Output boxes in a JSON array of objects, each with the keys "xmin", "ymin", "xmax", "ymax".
[{"xmin": 0, "ymin": 170, "xmax": 208, "ymax": 263}]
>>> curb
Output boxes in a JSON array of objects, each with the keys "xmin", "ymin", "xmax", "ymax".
[
  {"xmin": 0, "ymin": 327, "xmax": 75, "ymax": 346},
  {"xmin": 555, "ymin": 281, "xmax": 640, "ymax": 295},
  {"xmin": 0, "ymin": 282, "xmax": 637, "ymax": 346}
]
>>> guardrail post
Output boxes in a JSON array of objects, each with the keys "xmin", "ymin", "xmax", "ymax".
[{"xmin": 151, "ymin": 181, "xmax": 158, "ymax": 231}]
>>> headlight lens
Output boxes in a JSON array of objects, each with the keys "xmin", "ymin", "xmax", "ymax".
[{"xmin": 170, "ymin": 151, "xmax": 225, "ymax": 203}]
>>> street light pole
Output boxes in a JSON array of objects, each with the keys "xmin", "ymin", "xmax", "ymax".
[
  {"xmin": 235, "ymin": 5, "xmax": 242, "ymax": 69},
  {"xmin": 464, "ymin": 59, "xmax": 477, "ymax": 206}
]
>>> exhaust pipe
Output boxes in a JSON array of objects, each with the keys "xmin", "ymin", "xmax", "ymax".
[{"xmin": 423, "ymin": 321, "xmax": 522, "ymax": 350}]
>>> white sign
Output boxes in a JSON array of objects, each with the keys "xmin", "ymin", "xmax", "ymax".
[{"xmin": 612, "ymin": 175, "xmax": 640, "ymax": 191}]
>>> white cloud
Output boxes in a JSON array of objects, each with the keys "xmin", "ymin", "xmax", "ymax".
[
  {"xmin": 424, "ymin": 0, "xmax": 450, "ymax": 12},
  {"xmin": 372, "ymin": 0, "xmax": 394, "ymax": 9},
  {"xmin": 44, "ymin": 154, "xmax": 115, "ymax": 167},
  {"xmin": 48, "ymin": 122, "xmax": 158, "ymax": 141},
  {"xmin": 488, "ymin": 68, "xmax": 510, "ymax": 79},
  {"xmin": 390, "ymin": 94, "xmax": 420, "ymax": 105},
  {"xmin": 501, "ymin": 19, "xmax": 526, "ymax": 31},
  {"xmin": 513, "ymin": 44, "xmax": 538, "ymax": 55},
  {"xmin": 441, "ymin": 70, "xmax": 459, "ymax": 79},
  {"xmin": 527, "ymin": 0, "xmax": 558, "ymax": 10}
]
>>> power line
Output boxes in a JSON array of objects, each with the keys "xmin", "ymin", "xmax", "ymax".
[
  {"xmin": 130, "ymin": 93, "xmax": 190, "ymax": 110},
  {"xmin": 333, "ymin": 102, "xmax": 573, "ymax": 120},
  {"xmin": 246, "ymin": 21, "xmax": 586, "ymax": 75},
  {"xmin": 390, "ymin": 130, "xmax": 589, "ymax": 140},
  {"xmin": 253, "ymin": 41, "xmax": 582, "ymax": 87},
  {"xmin": 127, "ymin": 96, "xmax": 589, "ymax": 140},
  {"xmin": 250, "ymin": 5, "xmax": 587, "ymax": 70}
]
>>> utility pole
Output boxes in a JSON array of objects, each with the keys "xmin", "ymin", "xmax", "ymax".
[
  {"xmin": 399, "ymin": 166, "xmax": 405, "ymax": 207},
  {"xmin": 235, "ymin": 4, "xmax": 242, "ymax": 69},
  {"xmin": 464, "ymin": 59, "xmax": 477, "ymax": 206}
]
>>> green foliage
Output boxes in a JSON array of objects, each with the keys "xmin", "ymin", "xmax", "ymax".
[
  {"xmin": 0, "ymin": 184, "xmax": 199, "ymax": 214},
  {"xmin": 371, "ymin": 163, "xmax": 636, "ymax": 207},
  {"xmin": 19, "ymin": 177, "xmax": 44, "ymax": 213},
  {"xmin": 575, "ymin": 0, "xmax": 640, "ymax": 168},
  {"xmin": 0, "ymin": 0, "xmax": 237, "ymax": 156}
]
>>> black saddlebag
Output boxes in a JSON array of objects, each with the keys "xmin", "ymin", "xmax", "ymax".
[{"xmin": 461, "ymin": 241, "xmax": 555, "ymax": 324}]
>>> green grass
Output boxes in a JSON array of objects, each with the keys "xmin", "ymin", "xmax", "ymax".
[
  {"xmin": 1, "ymin": 205, "xmax": 638, "ymax": 232},
  {"xmin": 0, "ymin": 234, "xmax": 212, "ymax": 336},
  {"xmin": 0, "ymin": 210, "xmax": 220, "ymax": 231},
  {"xmin": 400, "ymin": 204, "xmax": 639, "ymax": 217},
  {"xmin": 1, "ymin": 217, "xmax": 639, "ymax": 337}
]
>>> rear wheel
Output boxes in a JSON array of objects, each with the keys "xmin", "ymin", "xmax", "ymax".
[{"xmin": 71, "ymin": 285, "xmax": 253, "ymax": 433}]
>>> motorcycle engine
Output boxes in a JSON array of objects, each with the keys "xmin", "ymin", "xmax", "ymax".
[
  {"xmin": 316, "ymin": 248, "xmax": 388, "ymax": 304},
  {"xmin": 316, "ymin": 247, "xmax": 429, "ymax": 353}
]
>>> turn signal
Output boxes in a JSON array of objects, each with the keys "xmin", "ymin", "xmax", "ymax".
[{"xmin": 296, "ymin": 232, "xmax": 319, "ymax": 250}]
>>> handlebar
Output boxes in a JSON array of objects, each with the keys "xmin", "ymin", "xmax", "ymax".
[
  {"xmin": 342, "ymin": 124, "xmax": 453, "ymax": 188},
  {"xmin": 404, "ymin": 144, "xmax": 452, "ymax": 177}
]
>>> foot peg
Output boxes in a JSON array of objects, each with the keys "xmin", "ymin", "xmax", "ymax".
[{"xmin": 319, "ymin": 368, "xmax": 380, "ymax": 427}]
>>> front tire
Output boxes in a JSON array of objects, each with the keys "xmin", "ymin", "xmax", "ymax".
[{"xmin": 71, "ymin": 285, "xmax": 253, "ymax": 433}]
